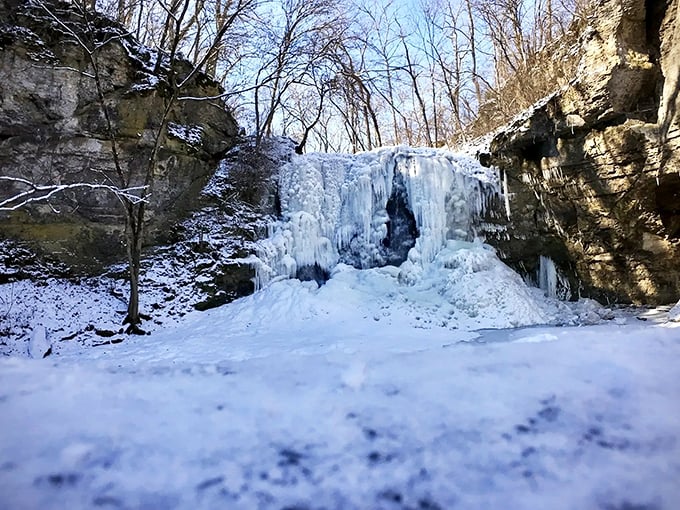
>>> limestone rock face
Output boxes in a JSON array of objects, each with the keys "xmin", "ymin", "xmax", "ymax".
[
  {"xmin": 485, "ymin": 0, "xmax": 680, "ymax": 304},
  {"xmin": 0, "ymin": 0, "xmax": 238, "ymax": 269}
]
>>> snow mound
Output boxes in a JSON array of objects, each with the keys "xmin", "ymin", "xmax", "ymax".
[
  {"xmin": 410, "ymin": 241, "xmax": 559, "ymax": 328},
  {"xmin": 219, "ymin": 240, "xmax": 575, "ymax": 335},
  {"xmin": 28, "ymin": 324, "xmax": 50, "ymax": 358}
]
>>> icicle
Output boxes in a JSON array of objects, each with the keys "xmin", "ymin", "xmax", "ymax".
[
  {"xmin": 538, "ymin": 256, "xmax": 558, "ymax": 298},
  {"xmin": 503, "ymin": 169, "xmax": 511, "ymax": 219},
  {"xmin": 538, "ymin": 255, "xmax": 571, "ymax": 300}
]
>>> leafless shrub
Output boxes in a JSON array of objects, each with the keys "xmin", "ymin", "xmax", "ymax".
[{"xmin": 224, "ymin": 141, "xmax": 286, "ymax": 210}]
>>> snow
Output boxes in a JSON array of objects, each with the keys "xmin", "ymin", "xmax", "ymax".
[
  {"xmin": 669, "ymin": 300, "xmax": 680, "ymax": 322},
  {"xmin": 27, "ymin": 324, "xmax": 50, "ymax": 359},
  {"xmin": 2, "ymin": 24, "xmax": 58, "ymax": 63},
  {"xmin": 167, "ymin": 123, "xmax": 204, "ymax": 148},
  {"xmin": 128, "ymin": 74, "xmax": 159, "ymax": 93},
  {"xmin": 0, "ymin": 280, "xmax": 679, "ymax": 509},
  {"xmin": 0, "ymin": 277, "xmax": 131, "ymax": 357},
  {"xmin": 1, "ymin": 140, "xmax": 678, "ymax": 507}
]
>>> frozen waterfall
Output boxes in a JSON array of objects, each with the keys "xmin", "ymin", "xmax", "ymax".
[{"xmin": 253, "ymin": 146, "xmax": 501, "ymax": 288}]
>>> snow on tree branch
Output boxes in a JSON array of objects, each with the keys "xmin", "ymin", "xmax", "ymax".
[{"xmin": 0, "ymin": 176, "xmax": 148, "ymax": 211}]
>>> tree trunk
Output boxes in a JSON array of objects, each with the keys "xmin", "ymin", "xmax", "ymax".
[
  {"xmin": 124, "ymin": 205, "xmax": 145, "ymax": 334},
  {"xmin": 464, "ymin": 0, "xmax": 483, "ymax": 108},
  {"xmin": 401, "ymin": 37, "xmax": 432, "ymax": 146}
]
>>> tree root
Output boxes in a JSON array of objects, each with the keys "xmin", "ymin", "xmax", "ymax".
[{"xmin": 124, "ymin": 323, "xmax": 147, "ymax": 335}]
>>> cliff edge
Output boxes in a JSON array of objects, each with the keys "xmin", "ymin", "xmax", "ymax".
[{"xmin": 0, "ymin": 0, "xmax": 238, "ymax": 270}]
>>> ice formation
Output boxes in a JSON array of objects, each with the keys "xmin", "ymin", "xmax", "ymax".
[
  {"xmin": 254, "ymin": 146, "xmax": 500, "ymax": 288},
  {"xmin": 538, "ymin": 255, "xmax": 571, "ymax": 300},
  {"xmin": 669, "ymin": 300, "xmax": 680, "ymax": 322}
]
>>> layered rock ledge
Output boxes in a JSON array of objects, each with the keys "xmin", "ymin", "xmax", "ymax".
[
  {"xmin": 0, "ymin": 0, "xmax": 238, "ymax": 270},
  {"xmin": 485, "ymin": 0, "xmax": 680, "ymax": 304}
]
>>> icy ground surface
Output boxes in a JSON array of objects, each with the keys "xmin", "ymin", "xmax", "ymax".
[{"xmin": 1, "ymin": 271, "xmax": 679, "ymax": 509}]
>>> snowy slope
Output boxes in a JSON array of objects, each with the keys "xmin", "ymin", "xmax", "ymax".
[{"xmin": 0, "ymin": 137, "xmax": 289, "ymax": 357}]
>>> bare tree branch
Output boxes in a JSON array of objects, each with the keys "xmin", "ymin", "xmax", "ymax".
[{"xmin": 0, "ymin": 176, "xmax": 148, "ymax": 211}]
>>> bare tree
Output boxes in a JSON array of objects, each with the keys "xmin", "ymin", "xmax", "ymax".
[
  {"xmin": 394, "ymin": 17, "xmax": 432, "ymax": 146},
  {"xmin": 327, "ymin": 35, "xmax": 385, "ymax": 151},
  {"xmin": 247, "ymin": 0, "xmax": 344, "ymax": 145},
  {"xmin": 460, "ymin": 0, "xmax": 586, "ymax": 134},
  {"xmin": 85, "ymin": 0, "xmax": 590, "ymax": 153},
  {"xmin": 344, "ymin": 0, "xmax": 412, "ymax": 146},
  {"xmin": 282, "ymin": 70, "xmax": 332, "ymax": 154},
  {"xmin": 33, "ymin": 0, "xmax": 254, "ymax": 332}
]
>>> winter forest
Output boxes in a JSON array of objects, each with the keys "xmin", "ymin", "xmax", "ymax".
[
  {"xmin": 92, "ymin": 0, "xmax": 590, "ymax": 151},
  {"xmin": 1, "ymin": 0, "xmax": 679, "ymax": 508}
]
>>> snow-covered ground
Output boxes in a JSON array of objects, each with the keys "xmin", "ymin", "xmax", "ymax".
[
  {"xmin": 1, "ymin": 266, "xmax": 679, "ymax": 509},
  {"xmin": 2, "ymin": 144, "xmax": 679, "ymax": 508}
]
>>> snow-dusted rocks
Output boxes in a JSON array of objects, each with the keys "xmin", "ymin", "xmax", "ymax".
[{"xmin": 484, "ymin": 0, "xmax": 680, "ymax": 305}]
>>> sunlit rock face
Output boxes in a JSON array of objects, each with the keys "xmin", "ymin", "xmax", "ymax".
[
  {"xmin": 0, "ymin": 0, "xmax": 238, "ymax": 270},
  {"xmin": 484, "ymin": 0, "xmax": 680, "ymax": 305}
]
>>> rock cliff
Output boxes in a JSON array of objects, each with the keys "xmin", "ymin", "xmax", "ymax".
[
  {"xmin": 484, "ymin": 0, "xmax": 680, "ymax": 304},
  {"xmin": 0, "ymin": 0, "xmax": 238, "ymax": 270}
]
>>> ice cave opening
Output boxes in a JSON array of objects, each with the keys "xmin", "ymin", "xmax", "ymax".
[{"xmin": 380, "ymin": 169, "xmax": 419, "ymax": 267}]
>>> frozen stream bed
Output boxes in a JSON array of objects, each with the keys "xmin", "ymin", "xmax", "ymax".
[{"xmin": 1, "ymin": 276, "xmax": 679, "ymax": 510}]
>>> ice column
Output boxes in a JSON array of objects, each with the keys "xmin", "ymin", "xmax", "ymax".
[
  {"xmin": 539, "ymin": 255, "xmax": 558, "ymax": 298},
  {"xmin": 538, "ymin": 255, "xmax": 571, "ymax": 300}
]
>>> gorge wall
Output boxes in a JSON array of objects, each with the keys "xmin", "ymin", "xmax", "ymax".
[
  {"xmin": 0, "ymin": 0, "xmax": 238, "ymax": 270},
  {"xmin": 2, "ymin": 0, "xmax": 678, "ymax": 309},
  {"xmin": 485, "ymin": 0, "xmax": 680, "ymax": 304}
]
